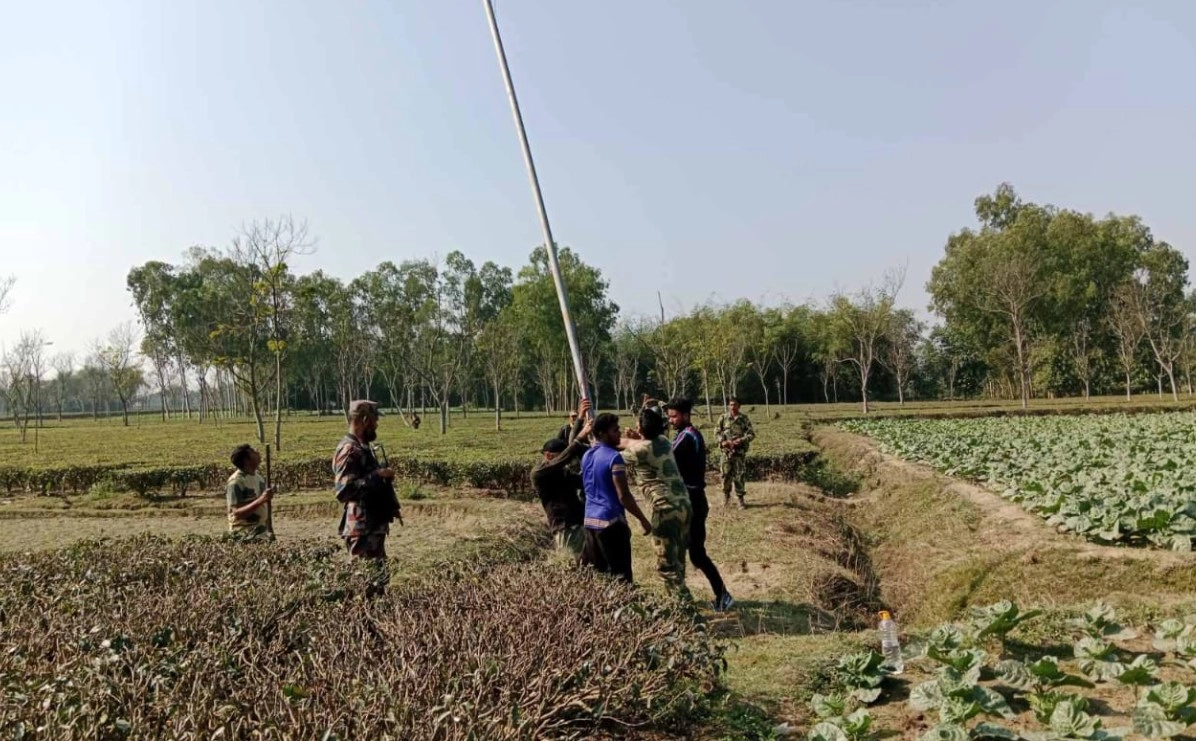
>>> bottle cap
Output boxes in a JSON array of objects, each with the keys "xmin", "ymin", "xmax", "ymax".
[{"xmin": 878, "ymin": 610, "xmax": 891, "ymax": 620}]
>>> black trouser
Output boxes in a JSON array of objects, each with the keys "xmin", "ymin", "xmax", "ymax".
[
  {"xmin": 581, "ymin": 521, "xmax": 633, "ymax": 584},
  {"xmin": 688, "ymin": 489, "xmax": 727, "ymax": 597}
]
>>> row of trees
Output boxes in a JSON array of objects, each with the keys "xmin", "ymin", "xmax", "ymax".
[{"xmin": 2, "ymin": 187, "xmax": 1193, "ymax": 448}]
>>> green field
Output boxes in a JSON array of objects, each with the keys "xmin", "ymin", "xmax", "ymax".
[
  {"xmin": 5, "ymin": 399, "xmax": 1196, "ymax": 739},
  {"xmin": 843, "ymin": 413, "xmax": 1196, "ymax": 550}
]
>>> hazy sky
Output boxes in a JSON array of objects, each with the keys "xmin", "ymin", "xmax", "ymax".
[{"xmin": 3, "ymin": 0, "xmax": 1195, "ymax": 357}]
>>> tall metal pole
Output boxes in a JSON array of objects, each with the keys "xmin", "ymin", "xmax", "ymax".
[{"xmin": 482, "ymin": 0, "xmax": 592, "ymax": 413}]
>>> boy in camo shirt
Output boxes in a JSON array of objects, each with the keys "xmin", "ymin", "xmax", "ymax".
[{"xmin": 226, "ymin": 444, "xmax": 275, "ymax": 541}]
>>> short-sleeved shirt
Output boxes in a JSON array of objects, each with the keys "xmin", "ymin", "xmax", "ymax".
[
  {"xmin": 582, "ymin": 443, "xmax": 625, "ymax": 529},
  {"xmin": 620, "ymin": 436, "xmax": 691, "ymax": 512},
  {"xmin": 226, "ymin": 470, "xmax": 269, "ymax": 536}
]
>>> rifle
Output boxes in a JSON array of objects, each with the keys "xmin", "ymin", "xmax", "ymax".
[
  {"xmin": 264, "ymin": 444, "xmax": 275, "ymax": 538},
  {"xmin": 372, "ymin": 442, "xmax": 403, "ymax": 527}
]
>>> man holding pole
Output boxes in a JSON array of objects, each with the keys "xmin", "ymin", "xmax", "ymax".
[{"xmin": 226, "ymin": 444, "xmax": 274, "ymax": 542}]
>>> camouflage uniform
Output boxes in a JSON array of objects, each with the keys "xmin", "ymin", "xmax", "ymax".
[
  {"xmin": 621, "ymin": 436, "xmax": 692, "ymax": 596},
  {"xmin": 226, "ymin": 469, "xmax": 273, "ymax": 541},
  {"xmin": 716, "ymin": 411, "xmax": 756, "ymax": 505},
  {"xmin": 333, "ymin": 431, "xmax": 391, "ymax": 590}
]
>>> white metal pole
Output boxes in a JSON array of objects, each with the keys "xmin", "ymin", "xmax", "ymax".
[{"xmin": 482, "ymin": 0, "xmax": 593, "ymax": 414}]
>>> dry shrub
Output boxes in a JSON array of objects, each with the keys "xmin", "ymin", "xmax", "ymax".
[{"xmin": 0, "ymin": 536, "xmax": 724, "ymax": 739}]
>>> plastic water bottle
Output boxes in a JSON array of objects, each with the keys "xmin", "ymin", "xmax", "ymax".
[{"xmin": 879, "ymin": 610, "xmax": 903, "ymax": 674}]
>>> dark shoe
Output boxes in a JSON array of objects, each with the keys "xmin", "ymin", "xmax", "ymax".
[
  {"xmin": 713, "ymin": 592, "xmax": 735, "ymax": 612},
  {"xmin": 737, "ymin": 497, "xmax": 746, "ymax": 510}
]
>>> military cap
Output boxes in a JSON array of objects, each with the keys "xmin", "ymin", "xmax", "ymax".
[{"xmin": 348, "ymin": 400, "xmax": 382, "ymax": 419}]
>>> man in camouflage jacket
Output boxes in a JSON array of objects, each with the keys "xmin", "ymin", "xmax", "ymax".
[
  {"xmin": 333, "ymin": 400, "xmax": 397, "ymax": 581},
  {"xmin": 716, "ymin": 397, "xmax": 755, "ymax": 509}
]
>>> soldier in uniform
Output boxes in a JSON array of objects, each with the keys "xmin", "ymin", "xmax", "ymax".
[
  {"xmin": 226, "ymin": 444, "xmax": 275, "ymax": 541},
  {"xmin": 333, "ymin": 400, "xmax": 397, "ymax": 589},
  {"xmin": 716, "ymin": 396, "xmax": 756, "ymax": 509},
  {"xmin": 620, "ymin": 407, "xmax": 693, "ymax": 597}
]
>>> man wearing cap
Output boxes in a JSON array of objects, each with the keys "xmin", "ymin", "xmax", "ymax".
[
  {"xmin": 666, "ymin": 397, "xmax": 734, "ymax": 611},
  {"xmin": 533, "ymin": 400, "xmax": 592, "ymax": 558},
  {"xmin": 333, "ymin": 400, "xmax": 397, "ymax": 584}
]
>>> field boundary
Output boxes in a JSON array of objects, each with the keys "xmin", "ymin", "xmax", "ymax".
[{"xmin": 812, "ymin": 426, "xmax": 1196, "ymax": 626}]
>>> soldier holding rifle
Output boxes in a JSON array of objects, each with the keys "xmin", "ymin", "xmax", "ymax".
[{"xmin": 333, "ymin": 401, "xmax": 400, "ymax": 591}]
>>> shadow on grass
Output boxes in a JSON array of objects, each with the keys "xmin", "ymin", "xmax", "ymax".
[{"xmin": 711, "ymin": 598, "xmax": 845, "ymax": 638}]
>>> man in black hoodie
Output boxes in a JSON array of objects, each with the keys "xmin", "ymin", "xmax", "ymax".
[
  {"xmin": 666, "ymin": 396, "xmax": 734, "ymax": 611},
  {"xmin": 532, "ymin": 400, "xmax": 592, "ymax": 558}
]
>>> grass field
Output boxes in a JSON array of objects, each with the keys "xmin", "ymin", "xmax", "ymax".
[
  {"xmin": 0, "ymin": 405, "xmax": 815, "ymax": 471},
  {"xmin": 5, "ymin": 397, "xmax": 1196, "ymax": 738}
]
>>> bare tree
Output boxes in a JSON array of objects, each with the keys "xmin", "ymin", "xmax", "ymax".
[
  {"xmin": 477, "ymin": 315, "xmax": 520, "ymax": 430},
  {"xmin": 232, "ymin": 216, "xmax": 314, "ymax": 449},
  {"xmin": 51, "ymin": 352, "xmax": 76, "ymax": 421},
  {"xmin": 0, "ymin": 276, "xmax": 14, "ymax": 316},
  {"xmin": 4, "ymin": 331, "xmax": 48, "ymax": 442},
  {"xmin": 881, "ymin": 308, "xmax": 923, "ymax": 405},
  {"xmin": 1106, "ymin": 282, "xmax": 1144, "ymax": 400},
  {"xmin": 98, "ymin": 324, "xmax": 144, "ymax": 426},
  {"xmin": 1127, "ymin": 247, "xmax": 1189, "ymax": 401},
  {"xmin": 830, "ymin": 267, "xmax": 906, "ymax": 414}
]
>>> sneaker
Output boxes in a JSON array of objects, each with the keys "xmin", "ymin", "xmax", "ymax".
[
  {"xmin": 713, "ymin": 592, "xmax": 735, "ymax": 612},
  {"xmin": 737, "ymin": 498, "xmax": 746, "ymax": 510}
]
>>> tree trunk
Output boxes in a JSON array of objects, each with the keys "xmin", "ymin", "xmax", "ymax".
[
  {"xmin": 1166, "ymin": 364, "xmax": 1179, "ymax": 402},
  {"xmin": 1013, "ymin": 322, "xmax": 1029, "ymax": 409},
  {"xmin": 439, "ymin": 400, "xmax": 449, "ymax": 435},
  {"xmin": 860, "ymin": 367, "xmax": 870, "ymax": 414},
  {"xmin": 702, "ymin": 367, "xmax": 714, "ymax": 423},
  {"xmin": 1125, "ymin": 371, "xmax": 1132, "ymax": 401},
  {"xmin": 274, "ymin": 353, "xmax": 283, "ymax": 451},
  {"xmin": 493, "ymin": 379, "xmax": 502, "ymax": 431},
  {"xmin": 896, "ymin": 372, "xmax": 905, "ymax": 405}
]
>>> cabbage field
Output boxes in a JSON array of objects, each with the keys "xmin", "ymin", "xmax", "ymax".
[{"xmin": 842, "ymin": 413, "xmax": 1196, "ymax": 550}]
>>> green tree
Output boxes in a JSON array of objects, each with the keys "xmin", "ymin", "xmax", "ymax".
[{"xmin": 509, "ymin": 247, "xmax": 617, "ymax": 412}]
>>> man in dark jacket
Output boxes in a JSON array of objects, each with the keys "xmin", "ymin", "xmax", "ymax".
[
  {"xmin": 533, "ymin": 401, "xmax": 591, "ymax": 558},
  {"xmin": 333, "ymin": 400, "xmax": 396, "ymax": 563},
  {"xmin": 666, "ymin": 397, "xmax": 734, "ymax": 611}
]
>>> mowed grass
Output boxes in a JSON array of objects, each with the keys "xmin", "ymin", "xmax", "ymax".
[{"xmin": 0, "ymin": 405, "xmax": 814, "ymax": 472}]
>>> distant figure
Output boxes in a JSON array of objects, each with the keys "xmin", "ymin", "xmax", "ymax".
[
  {"xmin": 226, "ymin": 444, "xmax": 274, "ymax": 541},
  {"xmin": 411, "ymin": 413, "xmax": 421, "ymax": 430},
  {"xmin": 716, "ymin": 397, "xmax": 756, "ymax": 509},
  {"xmin": 557, "ymin": 409, "xmax": 579, "ymax": 443}
]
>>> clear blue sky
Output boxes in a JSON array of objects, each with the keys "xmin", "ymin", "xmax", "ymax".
[{"xmin": 3, "ymin": 0, "xmax": 1195, "ymax": 357}]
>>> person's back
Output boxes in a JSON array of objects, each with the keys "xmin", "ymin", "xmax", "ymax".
[{"xmin": 621, "ymin": 436, "xmax": 690, "ymax": 512}]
